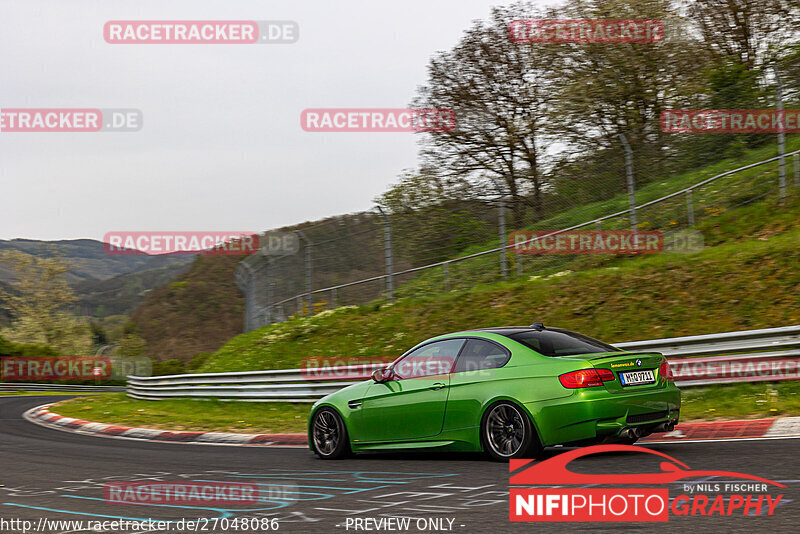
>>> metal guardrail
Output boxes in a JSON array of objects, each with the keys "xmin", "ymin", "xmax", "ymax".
[
  {"xmin": 126, "ymin": 364, "xmax": 380, "ymax": 402},
  {"xmin": 0, "ymin": 383, "xmax": 125, "ymax": 392},
  {"xmin": 126, "ymin": 325, "xmax": 800, "ymax": 402},
  {"xmin": 615, "ymin": 324, "xmax": 800, "ymax": 357}
]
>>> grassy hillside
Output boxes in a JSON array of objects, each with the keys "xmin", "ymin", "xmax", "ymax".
[
  {"xmin": 397, "ymin": 136, "xmax": 800, "ymax": 295},
  {"xmin": 199, "ymin": 194, "xmax": 800, "ymax": 373},
  {"xmin": 128, "ymin": 139, "xmax": 800, "ymax": 363},
  {"xmin": 130, "ymin": 255, "xmax": 245, "ymax": 361}
]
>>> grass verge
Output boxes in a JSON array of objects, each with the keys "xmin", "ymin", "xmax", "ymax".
[
  {"xmin": 0, "ymin": 391, "xmax": 97, "ymax": 396},
  {"xmin": 50, "ymin": 393, "xmax": 311, "ymax": 434},
  {"xmin": 47, "ymin": 382, "xmax": 800, "ymax": 435},
  {"xmin": 198, "ymin": 223, "xmax": 800, "ymax": 373},
  {"xmin": 680, "ymin": 381, "xmax": 800, "ymax": 421}
]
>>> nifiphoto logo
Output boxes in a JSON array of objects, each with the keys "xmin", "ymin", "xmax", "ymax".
[{"xmin": 509, "ymin": 445, "xmax": 786, "ymax": 522}]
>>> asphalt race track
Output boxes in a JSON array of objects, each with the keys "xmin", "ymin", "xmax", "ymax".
[{"xmin": 1, "ymin": 396, "xmax": 798, "ymax": 533}]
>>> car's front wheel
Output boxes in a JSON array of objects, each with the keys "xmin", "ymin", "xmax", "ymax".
[
  {"xmin": 481, "ymin": 401, "xmax": 541, "ymax": 461},
  {"xmin": 311, "ymin": 407, "xmax": 351, "ymax": 459}
]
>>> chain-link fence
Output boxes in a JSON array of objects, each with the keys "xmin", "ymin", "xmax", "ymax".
[{"xmin": 236, "ymin": 57, "xmax": 800, "ymax": 332}]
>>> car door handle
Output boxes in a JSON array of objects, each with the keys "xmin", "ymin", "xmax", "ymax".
[{"xmin": 429, "ymin": 382, "xmax": 446, "ymax": 390}]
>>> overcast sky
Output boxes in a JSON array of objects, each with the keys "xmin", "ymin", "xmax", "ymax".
[{"xmin": 0, "ymin": 0, "xmax": 559, "ymax": 241}]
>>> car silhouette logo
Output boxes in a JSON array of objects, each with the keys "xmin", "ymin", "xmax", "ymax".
[
  {"xmin": 635, "ymin": 359, "xmax": 642, "ymax": 367},
  {"xmin": 509, "ymin": 445, "xmax": 786, "ymax": 487}
]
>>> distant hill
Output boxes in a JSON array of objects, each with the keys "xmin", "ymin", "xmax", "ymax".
[
  {"xmin": 73, "ymin": 263, "xmax": 193, "ymax": 317},
  {"xmin": 0, "ymin": 239, "xmax": 193, "ymax": 283},
  {"xmin": 127, "ymin": 212, "xmax": 390, "ymax": 361},
  {"xmin": 0, "ymin": 238, "xmax": 194, "ymax": 319}
]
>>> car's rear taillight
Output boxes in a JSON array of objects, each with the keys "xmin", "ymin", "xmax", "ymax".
[
  {"xmin": 596, "ymin": 368, "xmax": 615, "ymax": 381},
  {"xmin": 559, "ymin": 369, "xmax": 615, "ymax": 388},
  {"xmin": 659, "ymin": 360, "xmax": 674, "ymax": 381}
]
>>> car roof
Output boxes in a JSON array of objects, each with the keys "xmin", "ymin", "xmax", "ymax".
[{"xmin": 454, "ymin": 326, "xmax": 558, "ymax": 336}]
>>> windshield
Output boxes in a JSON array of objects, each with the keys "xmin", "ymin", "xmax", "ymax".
[{"xmin": 506, "ymin": 328, "xmax": 621, "ymax": 357}]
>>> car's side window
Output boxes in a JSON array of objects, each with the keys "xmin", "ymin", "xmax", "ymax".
[
  {"xmin": 392, "ymin": 339, "xmax": 465, "ymax": 379},
  {"xmin": 454, "ymin": 339, "xmax": 511, "ymax": 373}
]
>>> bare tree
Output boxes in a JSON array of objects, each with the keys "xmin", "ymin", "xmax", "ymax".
[
  {"xmin": 685, "ymin": 0, "xmax": 800, "ymax": 69},
  {"xmin": 413, "ymin": 2, "xmax": 558, "ymax": 227},
  {"xmin": 551, "ymin": 0, "xmax": 710, "ymax": 191}
]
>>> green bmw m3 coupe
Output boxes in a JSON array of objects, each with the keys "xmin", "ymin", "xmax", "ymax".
[{"xmin": 308, "ymin": 324, "xmax": 680, "ymax": 461}]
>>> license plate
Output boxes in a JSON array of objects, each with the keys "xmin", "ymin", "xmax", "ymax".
[{"xmin": 619, "ymin": 369, "xmax": 655, "ymax": 386}]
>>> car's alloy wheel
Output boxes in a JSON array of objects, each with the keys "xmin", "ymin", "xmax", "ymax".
[
  {"xmin": 311, "ymin": 408, "xmax": 350, "ymax": 459},
  {"xmin": 482, "ymin": 402, "xmax": 540, "ymax": 461}
]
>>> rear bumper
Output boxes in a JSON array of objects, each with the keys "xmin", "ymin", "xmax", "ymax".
[{"xmin": 525, "ymin": 384, "xmax": 681, "ymax": 446}]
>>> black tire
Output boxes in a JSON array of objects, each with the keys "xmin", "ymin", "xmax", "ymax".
[
  {"xmin": 617, "ymin": 436, "xmax": 639, "ymax": 445},
  {"xmin": 310, "ymin": 407, "xmax": 351, "ymax": 459},
  {"xmin": 480, "ymin": 401, "xmax": 542, "ymax": 461}
]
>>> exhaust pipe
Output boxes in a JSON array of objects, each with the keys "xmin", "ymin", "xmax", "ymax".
[
  {"xmin": 653, "ymin": 422, "xmax": 675, "ymax": 433},
  {"xmin": 620, "ymin": 427, "xmax": 643, "ymax": 440}
]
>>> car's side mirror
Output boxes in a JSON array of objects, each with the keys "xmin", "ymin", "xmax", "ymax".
[{"xmin": 371, "ymin": 367, "xmax": 392, "ymax": 383}]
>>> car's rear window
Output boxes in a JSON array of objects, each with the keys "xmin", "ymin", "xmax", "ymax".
[{"xmin": 506, "ymin": 328, "xmax": 620, "ymax": 357}]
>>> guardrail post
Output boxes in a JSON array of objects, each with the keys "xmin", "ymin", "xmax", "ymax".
[
  {"xmin": 376, "ymin": 206, "xmax": 394, "ymax": 300},
  {"xmin": 773, "ymin": 66, "xmax": 786, "ymax": 202},
  {"xmin": 266, "ymin": 258, "xmax": 275, "ymax": 325},
  {"xmin": 488, "ymin": 177, "xmax": 508, "ymax": 280},
  {"xmin": 686, "ymin": 189, "xmax": 695, "ymax": 227},
  {"xmin": 498, "ymin": 196, "xmax": 507, "ymax": 280},
  {"xmin": 236, "ymin": 262, "xmax": 257, "ymax": 332},
  {"xmin": 619, "ymin": 134, "xmax": 638, "ymax": 228},
  {"xmin": 443, "ymin": 261, "xmax": 450, "ymax": 290},
  {"xmin": 794, "ymin": 153, "xmax": 799, "ymax": 188},
  {"xmin": 294, "ymin": 230, "xmax": 313, "ymax": 313}
]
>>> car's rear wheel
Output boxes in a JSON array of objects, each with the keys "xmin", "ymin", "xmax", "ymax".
[
  {"xmin": 311, "ymin": 407, "xmax": 351, "ymax": 459},
  {"xmin": 481, "ymin": 401, "xmax": 541, "ymax": 461}
]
